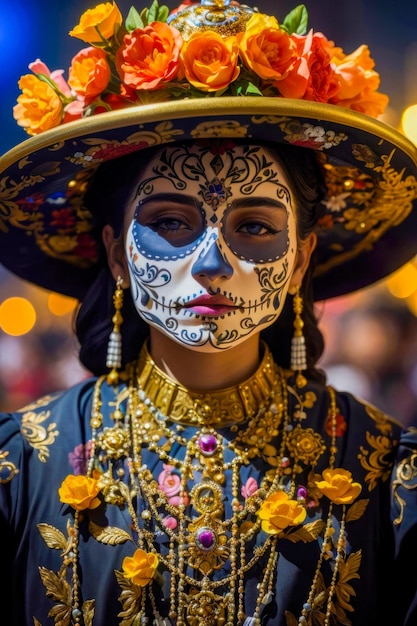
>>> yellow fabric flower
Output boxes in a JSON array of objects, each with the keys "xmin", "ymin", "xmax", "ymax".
[
  {"xmin": 13, "ymin": 74, "xmax": 63, "ymax": 136},
  {"xmin": 58, "ymin": 474, "xmax": 102, "ymax": 511},
  {"xmin": 68, "ymin": 47, "xmax": 111, "ymax": 100},
  {"xmin": 315, "ymin": 468, "xmax": 362, "ymax": 505},
  {"xmin": 257, "ymin": 490, "xmax": 307, "ymax": 535},
  {"xmin": 181, "ymin": 31, "xmax": 240, "ymax": 92},
  {"xmin": 69, "ymin": 1, "xmax": 123, "ymax": 44},
  {"xmin": 122, "ymin": 548, "xmax": 159, "ymax": 587},
  {"xmin": 237, "ymin": 12, "xmax": 297, "ymax": 82}
]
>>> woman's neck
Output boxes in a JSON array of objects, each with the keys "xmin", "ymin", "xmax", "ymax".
[{"xmin": 147, "ymin": 329, "xmax": 262, "ymax": 391}]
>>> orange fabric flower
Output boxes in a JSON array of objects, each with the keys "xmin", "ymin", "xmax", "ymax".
[
  {"xmin": 68, "ymin": 47, "xmax": 111, "ymax": 102},
  {"xmin": 122, "ymin": 548, "xmax": 159, "ymax": 587},
  {"xmin": 13, "ymin": 74, "xmax": 63, "ymax": 136},
  {"xmin": 279, "ymin": 31, "xmax": 340, "ymax": 102},
  {"xmin": 58, "ymin": 474, "xmax": 101, "ymax": 511},
  {"xmin": 257, "ymin": 490, "xmax": 307, "ymax": 535},
  {"xmin": 69, "ymin": 1, "xmax": 123, "ymax": 44},
  {"xmin": 116, "ymin": 21, "xmax": 183, "ymax": 91},
  {"xmin": 181, "ymin": 31, "xmax": 239, "ymax": 92},
  {"xmin": 315, "ymin": 468, "xmax": 362, "ymax": 505},
  {"xmin": 329, "ymin": 43, "xmax": 389, "ymax": 117},
  {"xmin": 237, "ymin": 13, "xmax": 297, "ymax": 83}
]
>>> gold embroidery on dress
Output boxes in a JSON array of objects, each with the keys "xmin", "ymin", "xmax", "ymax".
[
  {"xmin": 392, "ymin": 452, "xmax": 417, "ymax": 525},
  {"xmin": 357, "ymin": 405, "xmax": 397, "ymax": 490},
  {"xmin": 21, "ymin": 409, "xmax": 59, "ymax": 462},
  {"xmin": 0, "ymin": 449, "xmax": 19, "ymax": 484}
]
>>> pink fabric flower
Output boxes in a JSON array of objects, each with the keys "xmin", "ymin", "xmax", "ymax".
[{"xmin": 241, "ymin": 477, "xmax": 259, "ymax": 499}]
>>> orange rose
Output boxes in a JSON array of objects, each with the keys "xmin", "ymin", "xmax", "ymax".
[
  {"xmin": 68, "ymin": 47, "xmax": 111, "ymax": 101},
  {"xmin": 122, "ymin": 548, "xmax": 159, "ymax": 586},
  {"xmin": 13, "ymin": 74, "xmax": 63, "ymax": 136},
  {"xmin": 329, "ymin": 43, "xmax": 389, "ymax": 117},
  {"xmin": 315, "ymin": 468, "xmax": 362, "ymax": 505},
  {"xmin": 58, "ymin": 474, "xmax": 101, "ymax": 511},
  {"xmin": 116, "ymin": 21, "xmax": 183, "ymax": 90},
  {"xmin": 181, "ymin": 30, "xmax": 239, "ymax": 93},
  {"xmin": 257, "ymin": 490, "xmax": 307, "ymax": 535},
  {"xmin": 69, "ymin": 1, "xmax": 123, "ymax": 44},
  {"xmin": 279, "ymin": 31, "xmax": 339, "ymax": 102},
  {"xmin": 238, "ymin": 13, "xmax": 297, "ymax": 82}
]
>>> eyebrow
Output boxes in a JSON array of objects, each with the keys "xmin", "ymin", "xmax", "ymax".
[
  {"xmin": 137, "ymin": 193, "xmax": 201, "ymax": 209},
  {"xmin": 228, "ymin": 197, "xmax": 287, "ymax": 210}
]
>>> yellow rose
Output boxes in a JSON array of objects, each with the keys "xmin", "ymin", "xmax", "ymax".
[
  {"xmin": 58, "ymin": 474, "xmax": 101, "ymax": 511},
  {"xmin": 122, "ymin": 548, "xmax": 159, "ymax": 587},
  {"xmin": 238, "ymin": 12, "xmax": 297, "ymax": 82},
  {"xmin": 13, "ymin": 74, "xmax": 64, "ymax": 136},
  {"xmin": 257, "ymin": 490, "xmax": 307, "ymax": 535},
  {"xmin": 69, "ymin": 2, "xmax": 123, "ymax": 45},
  {"xmin": 315, "ymin": 468, "xmax": 362, "ymax": 505},
  {"xmin": 181, "ymin": 31, "xmax": 240, "ymax": 93}
]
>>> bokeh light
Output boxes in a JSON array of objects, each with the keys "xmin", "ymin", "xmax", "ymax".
[
  {"xmin": 0, "ymin": 297, "xmax": 36, "ymax": 335},
  {"xmin": 47, "ymin": 293, "xmax": 78, "ymax": 317},
  {"xmin": 385, "ymin": 262, "xmax": 417, "ymax": 299},
  {"xmin": 402, "ymin": 104, "xmax": 417, "ymax": 145}
]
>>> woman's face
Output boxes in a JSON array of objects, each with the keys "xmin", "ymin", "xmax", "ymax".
[{"xmin": 123, "ymin": 142, "xmax": 301, "ymax": 352}]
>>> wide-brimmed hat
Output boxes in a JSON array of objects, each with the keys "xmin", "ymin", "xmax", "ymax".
[{"xmin": 1, "ymin": 0, "xmax": 417, "ymax": 302}]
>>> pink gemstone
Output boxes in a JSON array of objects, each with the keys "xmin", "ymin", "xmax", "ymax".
[{"xmin": 198, "ymin": 434, "xmax": 217, "ymax": 455}]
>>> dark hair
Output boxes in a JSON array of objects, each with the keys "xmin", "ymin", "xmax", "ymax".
[{"xmin": 75, "ymin": 141, "xmax": 326, "ymax": 384}]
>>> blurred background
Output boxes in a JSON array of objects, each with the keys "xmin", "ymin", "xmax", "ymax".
[{"xmin": 1, "ymin": 0, "xmax": 417, "ymax": 422}]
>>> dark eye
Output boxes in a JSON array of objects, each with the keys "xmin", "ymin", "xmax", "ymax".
[
  {"xmin": 149, "ymin": 217, "xmax": 191, "ymax": 234},
  {"xmin": 237, "ymin": 221, "xmax": 280, "ymax": 236}
]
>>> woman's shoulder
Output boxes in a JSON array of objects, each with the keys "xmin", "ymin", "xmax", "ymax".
[
  {"xmin": 294, "ymin": 373, "xmax": 404, "ymax": 441},
  {"xmin": 0, "ymin": 376, "xmax": 99, "ymax": 438}
]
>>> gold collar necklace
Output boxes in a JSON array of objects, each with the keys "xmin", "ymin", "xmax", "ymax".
[{"xmin": 136, "ymin": 340, "xmax": 281, "ymax": 428}]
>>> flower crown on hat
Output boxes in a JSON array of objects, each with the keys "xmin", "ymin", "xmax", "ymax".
[{"xmin": 13, "ymin": 0, "xmax": 389, "ymax": 137}]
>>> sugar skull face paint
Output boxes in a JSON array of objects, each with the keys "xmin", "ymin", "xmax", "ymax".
[{"xmin": 124, "ymin": 142, "xmax": 299, "ymax": 352}]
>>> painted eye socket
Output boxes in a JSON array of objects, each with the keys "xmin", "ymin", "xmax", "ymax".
[
  {"xmin": 222, "ymin": 206, "xmax": 290, "ymax": 263},
  {"xmin": 133, "ymin": 200, "xmax": 206, "ymax": 256}
]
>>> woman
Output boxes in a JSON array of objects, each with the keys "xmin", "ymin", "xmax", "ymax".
[{"xmin": 1, "ymin": 1, "xmax": 417, "ymax": 625}]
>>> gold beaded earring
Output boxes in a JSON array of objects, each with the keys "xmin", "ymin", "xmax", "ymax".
[
  {"xmin": 290, "ymin": 284, "xmax": 307, "ymax": 388},
  {"xmin": 106, "ymin": 276, "xmax": 124, "ymax": 385}
]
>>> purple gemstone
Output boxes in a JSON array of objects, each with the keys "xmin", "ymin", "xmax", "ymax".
[
  {"xmin": 196, "ymin": 528, "xmax": 216, "ymax": 550},
  {"xmin": 198, "ymin": 434, "xmax": 217, "ymax": 455}
]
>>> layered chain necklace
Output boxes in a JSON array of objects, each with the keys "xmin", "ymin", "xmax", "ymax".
[{"xmin": 83, "ymin": 341, "xmax": 338, "ymax": 626}]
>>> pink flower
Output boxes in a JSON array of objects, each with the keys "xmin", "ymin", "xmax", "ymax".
[
  {"xmin": 162, "ymin": 516, "xmax": 178, "ymax": 529},
  {"xmin": 29, "ymin": 59, "xmax": 72, "ymax": 98},
  {"xmin": 241, "ymin": 477, "xmax": 259, "ymax": 499},
  {"xmin": 158, "ymin": 464, "xmax": 181, "ymax": 498}
]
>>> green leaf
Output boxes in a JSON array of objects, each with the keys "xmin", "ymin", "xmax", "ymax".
[
  {"xmin": 125, "ymin": 6, "xmax": 145, "ymax": 31},
  {"xmin": 282, "ymin": 4, "xmax": 309, "ymax": 35},
  {"xmin": 156, "ymin": 5, "xmax": 170, "ymax": 22},
  {"xmin": 147, "ymin": 0, "xmax": 161, "ymax": 23},
  {"xmin": 230, "ymin": 77, "xmax": 263, "ymax": 97},
  {"xmin": 133, "ymin": 1, "xmax": 170, "ymax": 27}
]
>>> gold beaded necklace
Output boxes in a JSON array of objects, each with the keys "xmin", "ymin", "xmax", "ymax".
[{"xmin": 82, "ymin": 341, "xmax": 344, "ymax": 626}]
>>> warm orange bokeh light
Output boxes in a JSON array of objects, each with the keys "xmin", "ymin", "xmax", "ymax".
[
  {"xmin": 401, "ymin": 104, "xmax": 417, "ymax": 146},
  {"xmin": 0, "ymin": 297, "xmax": 37, "ymax": 336},
  {"xmin": 47, "ymin": 293, "xmax": 78, "ymax": 317},
  {"xmin": 385, "ymin": 262, "xmax": 417, "ymax": 299}
]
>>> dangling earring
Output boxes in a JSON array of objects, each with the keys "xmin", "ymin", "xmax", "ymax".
[
  {"xmin": 106, "ymin": 276, "xmax": 124, "ymax": 385},
  {"xmin": 290, "ymin": 284, "xmax": 307, "ymax": 388}
]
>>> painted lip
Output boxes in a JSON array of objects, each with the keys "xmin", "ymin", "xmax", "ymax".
[{"xmin": 183, "ymin": 294, "xmax": 238, "ymax": 316}]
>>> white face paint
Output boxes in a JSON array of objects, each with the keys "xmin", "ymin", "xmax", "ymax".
[{"xmin": 124, "ymin": 142, "xmax": 299, "ymax": 352}]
